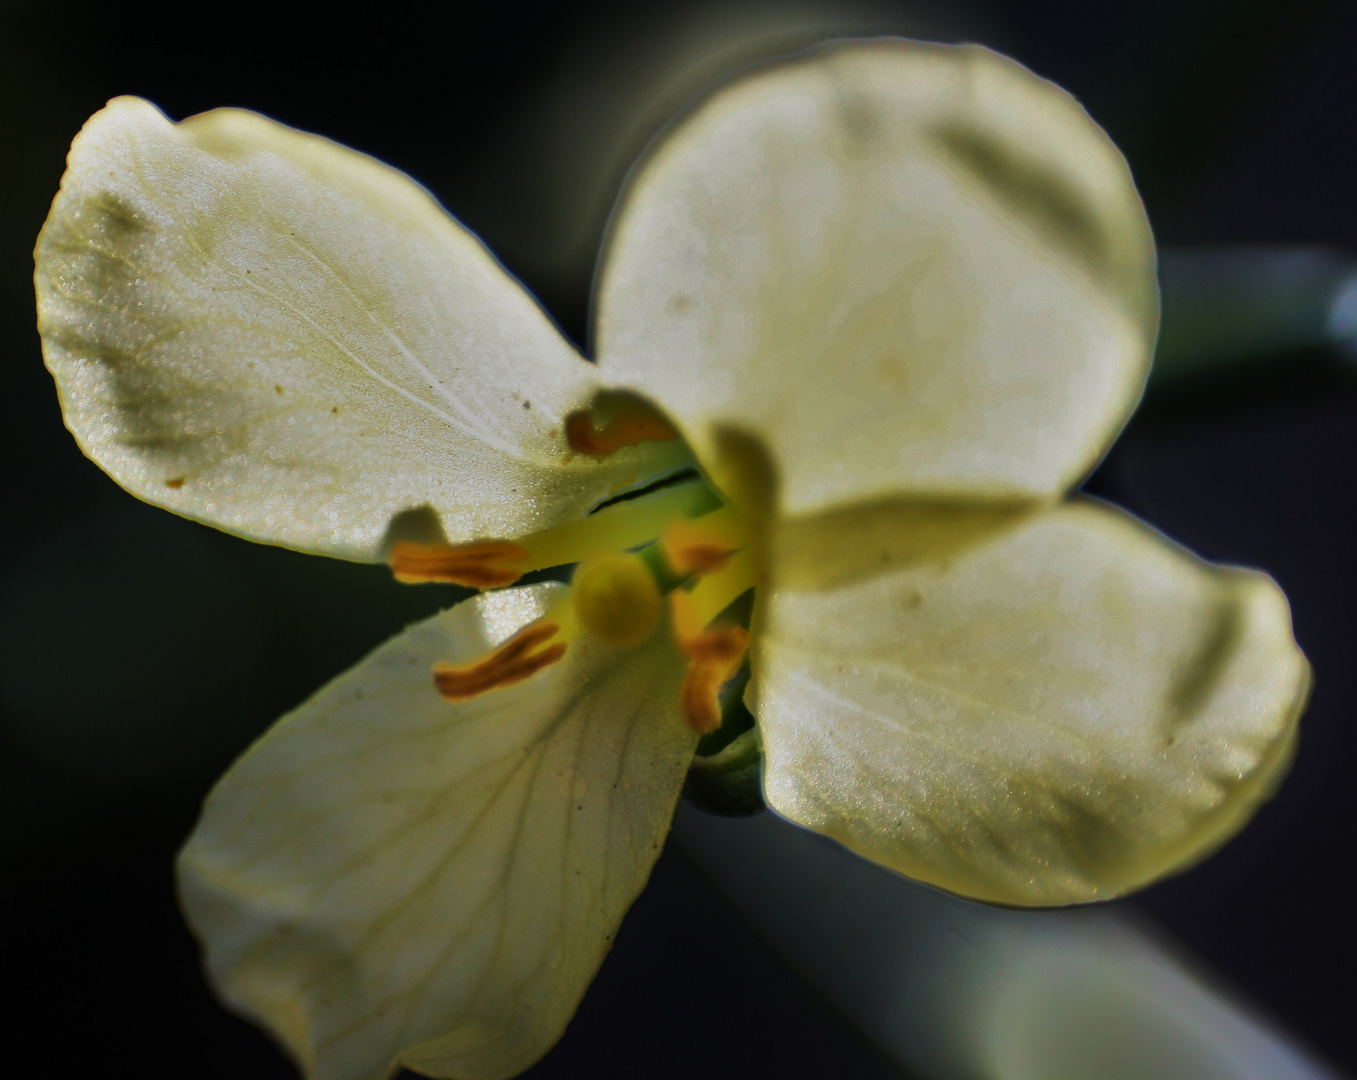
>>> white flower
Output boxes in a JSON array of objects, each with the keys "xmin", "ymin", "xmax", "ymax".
[{"xmin": 34, "ymin": 39, "xmax": 1308, "ymax": 1080}]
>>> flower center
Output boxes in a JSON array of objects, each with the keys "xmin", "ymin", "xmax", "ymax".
[{"xmin": 388, "ymin": 441, "xmax": 758, "ymax": 734}]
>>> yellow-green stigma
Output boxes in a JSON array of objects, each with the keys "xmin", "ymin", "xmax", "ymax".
[{"xmin": 571, "ymin": 552, "xmax": 662, "ymax": 647}]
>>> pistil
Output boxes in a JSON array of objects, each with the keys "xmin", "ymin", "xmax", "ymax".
[{"xmin": 571, "ymin": 552, "xmax": 662, "ymax": 647}]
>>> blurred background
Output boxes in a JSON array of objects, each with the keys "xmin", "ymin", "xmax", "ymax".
[{"xmin": 1, "ymin": 0, "xmax": 1355, "ymax": 1076}]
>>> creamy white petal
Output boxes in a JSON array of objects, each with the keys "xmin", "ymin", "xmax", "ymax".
[
  {"xmin": 596, "ymin": 40, "xmax": 1156, "ymax": 515},
  {"xmin": 36, "ymin": 98, "xmax": 683, "ymax": 560},
  {"xmin": 178, "ymin": 583, "xmax": 694, "ymax": 1080},
  {"xmin": 752, "ymin": 501, "xmax": 1308, "ymax": 906}
]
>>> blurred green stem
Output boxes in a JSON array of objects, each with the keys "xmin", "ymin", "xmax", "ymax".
[
  {"xmin": 1153, "ymin": 246, "xmax": 1357, "ymax": 387},
  {"xmin": 675, "ymin": 806, "xmax": 1344, "ymax": 1080}
]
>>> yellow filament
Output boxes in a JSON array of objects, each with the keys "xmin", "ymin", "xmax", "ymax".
[
  {"xmin": 515, "ymin": 479, "xmax": 718, "ymax": 574},
  {"xmin": 682, "ymin": 547, "xmax": 758, "ymax": 627},
  {"xmin": 387, "ymin": 480, "xmax": 720, "ymax": 592}
]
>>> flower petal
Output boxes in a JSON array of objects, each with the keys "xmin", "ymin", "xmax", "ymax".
[
  {"xmin": 36, "ymin": 98, "xmax": 682, "ymax": 561},
  {"xmin": 178, "ymin": 583, "xmax": 694, "ymax": 1080},
  {"xmin": 752, "ymin": 501, "xmax": 1308, "ymax": 906},
  {"xmin": 596, "ymin": 40, "xmax": 1156, "ymax": 515}
]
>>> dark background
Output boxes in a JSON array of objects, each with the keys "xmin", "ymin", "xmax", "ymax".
[{"xmin": 1, "ymin": 0, "xmax": 1354, "ymax": 1076}]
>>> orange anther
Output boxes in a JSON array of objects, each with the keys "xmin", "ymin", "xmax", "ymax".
[
  {"xmin": 433, "ymin": 620, "xmax": 567, "ymax": 701},
  {"xmin": 677, "ymin": 625, "xmax": 750, "ymax": 735},
  {"xmin": 662, "ymin": 515, "xmax": 738, "ymax": 577},
  {"xmin": 670, "ymin": 591, "xmax": 750, "ymax": 734},
  {"xmin": 566, "ymin": 399, "xmax": 678, "ymax": 457},
  {"xmin": 389, "ymin": 539, "xmax": 527, "ymax": 588}
]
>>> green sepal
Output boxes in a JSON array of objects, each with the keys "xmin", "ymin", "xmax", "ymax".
[{"xmin": 684, "ymin": 727, "xmax": 766, "ymax": 817}]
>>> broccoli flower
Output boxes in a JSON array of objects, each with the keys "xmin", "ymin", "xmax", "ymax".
[{"xmin": 34, "ymin": 39, "xmax": 1308, "ymax": 1080}]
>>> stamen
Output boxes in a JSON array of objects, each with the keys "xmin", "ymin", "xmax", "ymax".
[
  {"xmin": 433, "ymin": 619, "xmax": 566, "ymax": 700},
  {"xmin": 566, "ymin": 397, "xmax": 679, "ymax": 456},
  {"xmin": 662, "ymin": 505, "xmax": 747, "ymax": 577},
  {"xmin": 671, "ymin": 590, "xmax": 751, "ymax": 735},
  {"xmin": 514, "ymin": 479, "xmax": 719, "ymax": 575},
  {"xmin": 389, "ymin": 539, "xmax": 527, "ymax": 588}
]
